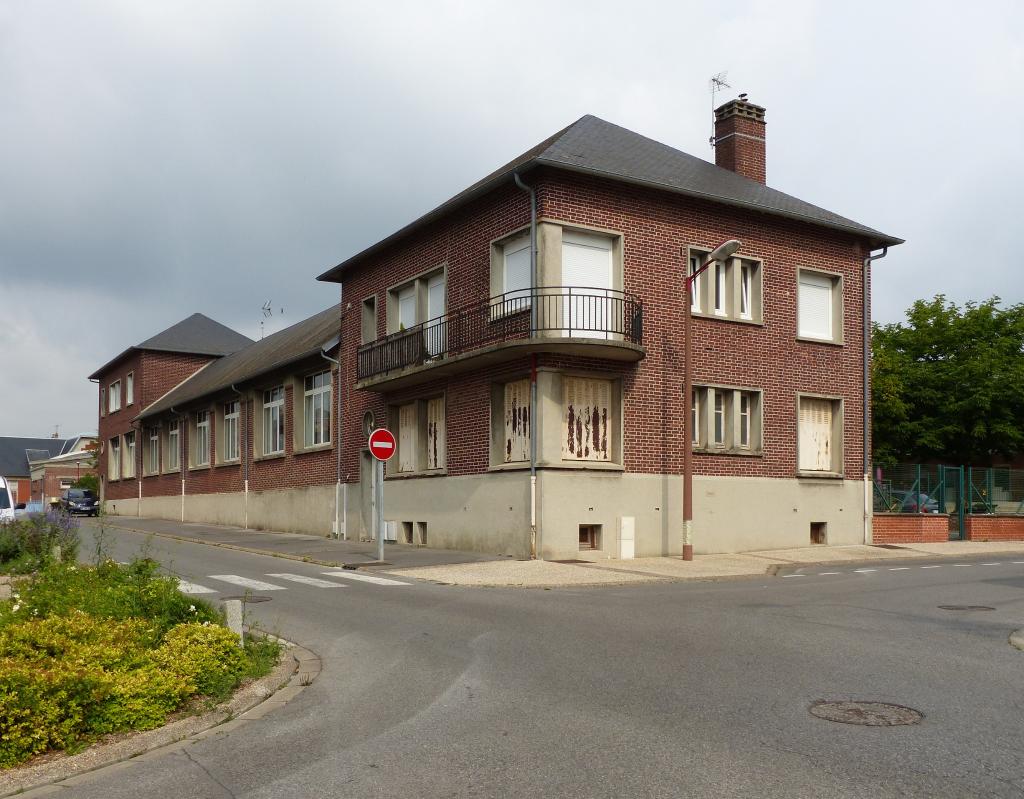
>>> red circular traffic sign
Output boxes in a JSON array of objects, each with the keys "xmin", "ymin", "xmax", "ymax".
[{"xmin": 368, "ymin": 428, "xmax": 397, "ymax": 462}]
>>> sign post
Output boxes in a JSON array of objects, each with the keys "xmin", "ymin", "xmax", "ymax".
[{"xmin": 368, "ymin": 429, "xmax": 397, "ymax": 561}]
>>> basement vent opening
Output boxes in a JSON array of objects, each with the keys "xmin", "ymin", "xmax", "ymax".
[
  {"xmin": 810, "ymin": 522, "xmax": 827, "ymax": 545},
  {"xmin": 416, "ymin": 521, "xmax": 428, "ymax": 547},
  {"xmin": 579, "ymin": 524, "xmax": 601, "ymax": 550},
  {"xmin": 402, "ymin": 521, "xmax": 413, "ymax": 545}
]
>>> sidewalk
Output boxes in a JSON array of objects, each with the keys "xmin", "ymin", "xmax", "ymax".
[
  {"xmin": 93, "ymin": 516, "xmax": 499, "ymax": 570},
  {"xmin": 94, "ymin": 515, "xmax": 1024, "ymax": 588}
]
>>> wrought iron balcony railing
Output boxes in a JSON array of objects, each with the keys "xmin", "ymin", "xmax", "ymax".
[{"xmin": 357, "ymin": 286, "xmax": 643, "ymax": 381}]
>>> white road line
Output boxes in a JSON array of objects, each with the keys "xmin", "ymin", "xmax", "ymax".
[
  {"xmin": 176, "ymin": 580, "xmax": 217, "ymax": 594},
  {"xmin": 888, "ymin": 567, "xmax": 910, "ymax": 571},
  {"xmin": 267, "ymin": 573, "xmax": 346, "ymax": 588},
  {"xmin": 819, "ymin": 572, "xmax": 840, "ymax": 575},
  {"xmin": 854, "ymin": 568, "xmax": 877, "ymax": 573},
  {"xmin": 782, "ymin": 574, "xmax": 806, "ymax": 578},
  {"xmin": 322, "ymin": 571, "xmax": 411, "ymax": 586},
  {"xmin": 208, "ymin": 575, "xmax": 287, "ymax": 591},
  {"xmin": 980, "ymin": 563, "xmax": 1002, "ymax": 566},
  {"xmin": 920, "ymin": 565, "xmax": 942, "ymax": 569},
  {"xmin": 953, "ymin": 564, "xmax": 973, "ymax": 567},
  {"xmin": 1013, "ymin": 561, "xmax": 1024, "ymax": 564}
]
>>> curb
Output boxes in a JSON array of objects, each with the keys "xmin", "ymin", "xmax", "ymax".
[
  {"xmin": 0, "ymin": 637, "xmax": 322, "ymax": 798},
  {"xmin": 1011, "ymin": 630, "xmax": 1024, "ymax": 652},
  {"xmin": 99, "ymin": 521, "xmax": 345, "ymax": 568}
]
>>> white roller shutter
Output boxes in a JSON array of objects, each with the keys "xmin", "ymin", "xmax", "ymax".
[
  {"xmin": 799, "ymin": 398, "xmax": 833, "ymax": 471},
  {"xmin": 562, "ymin": 377, "xmax": 612, "ymax": 461},
  {"xmin": 798, "ymin": 272, "xmax": 834, "ymax": 340},
  {"xmin": 561, "ymin": 231, "xmax": 612, "ymax": 339}
]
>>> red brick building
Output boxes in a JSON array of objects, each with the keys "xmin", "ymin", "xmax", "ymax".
[{"xmin": 318, "ymin": 98, "xmax": 902, "ymax": 558}]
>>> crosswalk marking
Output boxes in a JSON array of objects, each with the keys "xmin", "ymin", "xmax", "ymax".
[
  {"xmin": 177, "ymin": 580, "xmax": 217, "ymax": 594},
  {"xmin": 323, "ymin": 571, "xmax": 411, "ymax": 586},
  {"xmin": 209, "ymin": 575, "xmax": 287, "ymax": 591},
  {"xmin": 266, "ymin": 573, "xmax": 346, "ymax": 588}
]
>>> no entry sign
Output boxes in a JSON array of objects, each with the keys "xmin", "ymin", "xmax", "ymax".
[{"xmin": 368, "ymin": 428, "xmax": 397, "ymax": 462}]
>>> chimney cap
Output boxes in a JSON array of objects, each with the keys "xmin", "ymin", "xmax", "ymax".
[{"xmin": 714, "ymin": 96, "xmax": 766, "ymax": 123}]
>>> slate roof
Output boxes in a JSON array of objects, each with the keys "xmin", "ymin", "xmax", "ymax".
[
  {"xmin": 0, "ymin": 438, "xmax": 67, "ymax": 478},
  {"xmin": 138, "ymin": 305, "xmax": 341, "ymax": 420},
  {"xmin": 318, "ymin": 114, "xmax": 902, "ymax": 282},
  {"xmin": 88, "ymin": 313, "xmax": 254, "ymax": 380}
]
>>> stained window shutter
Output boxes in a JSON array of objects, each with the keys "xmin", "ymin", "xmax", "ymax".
[
  {"xmin": 426, "ymin": 398, "xmax": 445, "ymax": 470},
  {"xmin": 562, "ymin": 377, "xmax": 612, "ymax": 461},
  {"xmin": 503, "ymin": 380, "xmax": 531, "ymax": 463},
  {"xmin": 798, "ymin": 273, "xmax": 833, "ymax": 339},
  {"xmin": 799, "ymin": 398, "xmax": 833, "ymax": 471},
  {"xmin": 398, "ymin": 403, "xmax": 417, "ymax": 472}
]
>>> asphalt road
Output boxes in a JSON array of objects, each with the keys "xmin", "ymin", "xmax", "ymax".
[{"xmin": 59, "ymin": 523, "xmax": 1024, "ymax": 798}]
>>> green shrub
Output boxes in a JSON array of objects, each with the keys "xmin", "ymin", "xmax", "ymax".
[
  {"xmin": 156, "ymin": 623, "xmax": 246, "ymax": 699},
  {"xmin": 88, "ymin": 665, "xmax": 191, "ymax": 735},
  {"xmin": 0, "ymin": 511, "xmax": 79, "ymax": 573},
  {"xmin": 0, "ymin": 612, "xmax": 154, "ymax": 669}
]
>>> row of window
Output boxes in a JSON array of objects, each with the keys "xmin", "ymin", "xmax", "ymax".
[
  {"xmin": 106, "ymin": 372, "xmax": 332, "ymax": 480},
  {"xmin": 358, "ymin": 229, "xmax": 846, "ymax": 349},
  {"xmin": 388, "ymin": 378, "xmax": 842, "ymax": 476},
  {"xmin": 101, "ymin": 372, "xmax": 134, "ymax": 416}
]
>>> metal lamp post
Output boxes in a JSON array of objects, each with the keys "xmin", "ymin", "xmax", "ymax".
[{"xmin": 683, "ymin": 239, "xmax": 742, "ymax": 561}]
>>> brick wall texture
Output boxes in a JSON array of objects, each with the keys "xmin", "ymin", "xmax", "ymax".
[
  {"xmin": 872, "ymin": 513, "xmax": 950, "ymax": 544},
  {"xmin": 964, "ymin": 515, "xmax": 1024, "ymax": 541}
]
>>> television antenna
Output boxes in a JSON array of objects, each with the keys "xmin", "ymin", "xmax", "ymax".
[
  {"xmin": 709, "ymin": 72, "xmax": 731, "ymax": 147},
  {"xmin": 260, "ymin": 300, "xmax": 273, "ymax": 339}
]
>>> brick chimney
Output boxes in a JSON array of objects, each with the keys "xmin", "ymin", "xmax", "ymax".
[{"xmin": 713, "ymin": 96, "xmax": 766, "ymax": 184}]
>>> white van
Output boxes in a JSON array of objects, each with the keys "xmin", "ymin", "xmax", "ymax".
[{"xmin": 0, "ymin": 477, "xmax": 17, "ymax": 523}]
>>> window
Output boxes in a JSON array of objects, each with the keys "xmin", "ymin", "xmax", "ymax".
[
  {"xmin": 688, "ymin": 248, "xmax": 761, "ymax": 323},
  {"xmin": 562, "ymin": 231, "xmax": 613, "ymax": 339},
  {"xmin": 263, "ymin": 388, "xmax": 285, "ymax": 455},
  {"xmin": 798, "ymin": 396, "xmax": 841, "ymax": 473},
  {"xmin": 223, "ymin": 401, "xmax": 240, "ymax": 461},
  {"xmin": 503, "ymin": 379, "xmax": 531, "ymax": 463},
  {"xmin": 108, "ymin": 437, "xmax": 121, "ymax": 480},
  {"xmin": 100, "ymin": 387, "xmax": 106, "ymax": 417},
  {"xmin": 397, "ymin": 402, "xmax": 417, "ymax": 473},
  {"xmin": 713, "ymin": 391, "xmax": 726, "ymax": 446},
  {"xmin": 424, "ymin": 273, "xmax": 446, "ymax": 356},
  {"xmin": 361, "ymin": 296, "xmax": 377, "ymax": 344},
  {"xmin": 798, "ymin": 270, "xmax": 840, "ymax": 342},
  {"xmin": 691, "ymin": 385, "xmax": 762, "ymax": 454},
  {"xmin": 123, "ymin": 431, "xmax": 136, "ymax": 478},
  {"xmin": 691, "ymin": 389, "xmax": 700, "ymax": 445},
  {"xmin": 193, "ymin": 411, "xmax": 210, "ymax": 466},
  {"xmin": 397, "ymin": 284, "xmax": 416, "ymax": 331},
  {"xmin": 502, "ymin": 235, "xmax": 531, "ymax": 307},
  {"xmin": 146, "ymin": 427, "xmax": 159, "ymax": 475},
  {"xmin": 126, "ymin": 372, "xmax": 134, "ymax": 405},
  {"xmin": 562, "ymin": 376, "xmax": 612, "ymax": 462},
  {"xmin": 166, "ymin": 420, "xmax": 180, "ymax": 471},
  {"xmin": 108, "ymin": 380, "xmax": 121, "ymax": 413},
  {"xmin": 425, "ymin": 397, "xmax": 445, "ymax": 470},
  {"xmin": 303, "ymin": 372, "xmax": 331, "ymax": 447}
]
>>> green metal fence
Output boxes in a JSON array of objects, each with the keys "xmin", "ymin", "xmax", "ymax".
[{"xmin": 874, "ymin": 464, "xmax": 1024, "ymax": 516}]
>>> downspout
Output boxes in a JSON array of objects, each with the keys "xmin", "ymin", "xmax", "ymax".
[
  {"xmin": 862, "ymin": 246, "xmax": 887, "ymax": 545},
  {"xmin": 170, "ymin": 406, "xmax": 185, "ymax": 523},
  {"xmin": 230, "ymin": 385, "xmax": 248, "ymax": 530},
  {"xmin": 320, "ymin": 346, "xmax": 345, "ymax": 540},
  {"xmin": 514, "ymin": 171, "xmax": 539, "ymax": 560}
]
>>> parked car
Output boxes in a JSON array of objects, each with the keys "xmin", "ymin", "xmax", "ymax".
[
  {"xmin": 891, "ymin": 490, "xmax": 940, "ymax": 513},
  {"xmin": 59, "ymin": 488, "xmax": 99, "ymax": 516},
  {"xmin": 14, "ymin": 500, "xmax": 45, "ymax": 519},
  {"xmin": 0, "ymin": 477, "xmax": 20, "ymax": 523}
]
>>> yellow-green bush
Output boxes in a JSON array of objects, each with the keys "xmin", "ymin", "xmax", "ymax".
[
  {"xmin": 155, "ymin": 623, "xmax": 247, "ymax": 698},
  {"xmin": 88, "ymin": 665, "xmax": 191, "ymax": 735}
]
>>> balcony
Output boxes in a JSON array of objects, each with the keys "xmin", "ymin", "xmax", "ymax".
[{"xmin": 357, "ymin": 287, "xmax": 644, "ymax": 390}]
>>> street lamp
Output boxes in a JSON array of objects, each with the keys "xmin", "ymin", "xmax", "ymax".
[{"xmin": 683, "ymin": 239, "xmax": 742, "ymax": 561}]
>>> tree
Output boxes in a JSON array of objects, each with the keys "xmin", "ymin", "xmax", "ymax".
[{"xmin": 872, "ymin": 295, "xmax": 1024, "ymax": 465}]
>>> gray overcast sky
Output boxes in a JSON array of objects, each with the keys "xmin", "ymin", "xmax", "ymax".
[{"xmin": 2, "ymin": 0, "xmax": 1022, "ymax": 438}]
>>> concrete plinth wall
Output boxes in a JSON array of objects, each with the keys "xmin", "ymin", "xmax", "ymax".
[
  {"xmin": 105, "ymin": 484, "xmax": 338, "ymax": 536},
  {"xmin": 872, "ymin": 513, "xmax": 949, "ymax": 544},
  {"xmin": 964, "ymin": 515, "xmax": 1024, "ymax": 541}
]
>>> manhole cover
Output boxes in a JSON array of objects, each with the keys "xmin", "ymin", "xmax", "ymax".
[
  {"xmin": 938, "ymin": 605, "xmax": 995, "ymax": 612},
  {"xmin": 809, "ymin": 700, "xmax": 923, "ymax": 726},
  {"xmin": 220, "ymin": 595, "xmax": 272, "ymax": 603}
]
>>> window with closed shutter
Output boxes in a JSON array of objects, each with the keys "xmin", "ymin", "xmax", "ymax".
[
  {"xmin": 398, "ymin": 403, "xmax": 417, "ymax": 473},
  {"xmin": 799, "ymin": 398, "xmax": 834, "ymax": 471},
  {"xmin": 503, "ymin": 380, "xmax": 531, "ymax": 463},
  {"xmin": 798, "ymin": 272, "xmax": 834, "ymax": 340},
  {"xmin": 426, "ymin": 397, "xmax": 445, "ymax": 470},
  {"xmin": 562, "ymin": 377, "xmax": 612, "ymax": 461},
  {"xmin": 561, "ymin": 231, "xmax": 613, "ymax": 339}
]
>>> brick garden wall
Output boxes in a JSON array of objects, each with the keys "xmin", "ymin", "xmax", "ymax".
[
  {"xmin": 872, "ymin": 513, "xmax": 950, "ymax": 544},
  {"xmin": 964, "ymin": 515, "xmax": 1024, "ymax": 541}
]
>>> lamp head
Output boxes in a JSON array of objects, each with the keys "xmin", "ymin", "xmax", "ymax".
[{"xmin": 706, "ymin": 239, "xmax": 742, "ymax": 263}]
